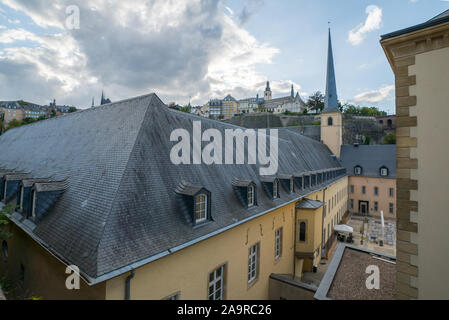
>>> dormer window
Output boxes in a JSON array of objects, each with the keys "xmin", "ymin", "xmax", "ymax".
[
  {"xmin": 278, "ymin": 174, "xmax": 294, "ymax": 193},
  {"xmin": 260, "ymin": 176, "xmax": 280, "ymax": 200},
  {"xmin": 380, "ymin": 167, "xmax": 389, "ymax": 177},
  {"xmin": 175, "ymin": 182, "xmax": 211, "ymax": 226},
  {"xmin": 354, "ymin": 166, "xmax": 363, "ymax": 176},
  {"xmin": 248, "ymin": 186, "xmax": 255, "ymax": 207},
  {"xmin": 195, "ymin": 194, "xmax": 207, "ymax": 223},
  {"xmin": 232, "ymin": 178, "xmax": 257, "ymax": 208}
]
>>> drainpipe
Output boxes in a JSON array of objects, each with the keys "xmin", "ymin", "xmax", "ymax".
[
  {"xmin": 293, "ymin": 206, "xmax": 297, "ymax": 280},
  {"xmin": 125, "ymin": 269, "xmax": 135, "ymax": 300},
  {"xmin": 321, "ymin": 188, "xmax": 327, "ymax": 259}
]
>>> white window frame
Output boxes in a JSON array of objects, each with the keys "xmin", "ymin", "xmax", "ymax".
[
  {"xmin": 248, "ymin": 243, "xmax": 259, "ymax": 283},
  {"xmin": 354, "ymin": 166, "xmax": 362, "ymax": 175},
  {"xmin": 195, "ymin": 194, "xmax": 207, "ymax": 223},
  {"xmin": 164, "ymin": 292, "xmax": 181, "ymax": 300},
  {"xmin": 19, "ymin": 186, "xmax": 24, "ymax": 211},
  {"xmin": 380, "ymin": 168, "xmax": 388, "ymax": 176},
  {"xmin": 247, "ymin": 186, "xmax": 254, "ymax": 207},
  {"xmin": 209, "ymin": 265, "xmax": 225, "ymax": 300},
  {"xmin": 275, "ymin": 228, "xmax": 282, "ymax": 260},
  {"xmin": 273, "ymin": 181, "xmax": 278, "ymax": 199}
]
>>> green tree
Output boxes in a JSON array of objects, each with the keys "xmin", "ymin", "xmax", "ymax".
[
  {"xmin": 0, "ymin": 205, "xmax": 17, "ymax": 240},
  {"xmin": 179, "ymin": 106, "xmax": 191, "ymax": 114},
  {"xmin": 6, "ymin": 119, "xmax": 22, "ymax": 131},
  {"xmin": 384, "ymin": 133, "xmax": 396, "ymax": 145},
  {"xmin": 68, "ymin": 107, "xmax": 77, "ymax": 113},
  {"xmin": 306, "ymin": 91, "xmax": 325, "ymax": 113},
  {"xmin": 364, "ymin": 136, "xmax": 371, "ymax": 145},
  {"xmin": 22, "ymin": 117, "xmax": 36, "ymax": 125}
]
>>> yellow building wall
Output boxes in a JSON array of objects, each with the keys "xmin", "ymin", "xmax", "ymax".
[
  {"xmin": 348, "ymin": 176, "xmax": 396, "ymax": 219},
  {"xmin": 322, "ymin": 176, "xmax": 349, "ymax": 247},
  {"xmin": 410, "ymin": 45, "xmax": 449, "ymax": 299},
  {"xmin": 105, "ymin": 200, "xmax": 302, "ymax": 300},
  {"xmin": 320, "ymin": 112, "xmax": 343, "ymax": 158},
  {"xmin": 0, "ymin": 223, "xmax": 106, "ymax": 300}
]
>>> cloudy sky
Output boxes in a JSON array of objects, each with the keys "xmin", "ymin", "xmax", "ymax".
[{"xmin": 0, "ymin": 0, "xmax": 447, "ymax": 113}]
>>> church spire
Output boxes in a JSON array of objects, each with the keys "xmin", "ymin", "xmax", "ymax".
[
  {"xmin": 323, "ymin": 28, "xmax": 339, "ymax": 113},
  {"xmin": 291, "ymin": 84, "xmax": 294, "ymax": 98}
]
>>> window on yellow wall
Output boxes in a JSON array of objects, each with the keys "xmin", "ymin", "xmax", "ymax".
[
  {"xmin": 275, "ymin": 228, "xmax": 283, "ymax": 260},
  {"xmin": 248, "ymin": 243, "xmax": 259, "ymax": 284},
  {"xmin": 209, "ymin": 264, "xmax": 226, "ymax": 300},
  {"xmin": 299, "ymin": 222, "xmax": 306, "ymax": 242}
]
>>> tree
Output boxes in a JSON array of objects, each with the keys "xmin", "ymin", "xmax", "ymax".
[
  {"xmin": 6, "ymin": 119, "xmax": 21, "ymax": 131},
  {"xmin": 179, "ymin": 106, "xmax": 191, "ymax": 114},
  {"xmin": 306, "ymin": 91, "xmax": 325, "ymax": 113},
  {"xmin": 384, "ymin": 133, "xmax": 396, "ymax": 145},
  {"xmin": 343, "ymin": 104, "xmax": 387, "ymax": 116},
  {"xmin": 22, "ymin": 117, "xmax": 36, "ymax": 125},
  {"xmin": 68, "ymin": 107, "xmax": 77, "ymax": 113},
  {"xmin": 0, "ymin": 205, "xmax": 16, "ymax": 240}
]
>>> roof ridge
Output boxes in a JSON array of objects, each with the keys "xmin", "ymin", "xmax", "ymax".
[
  {"xmin": 94, "ymin": 94, "xmax": 157, "ymax": 277},
  {"xmin": 1, "ymin": 93, "xmax": 158, "ymax": 134}
]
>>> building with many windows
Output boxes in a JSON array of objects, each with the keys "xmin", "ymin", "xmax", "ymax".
[{"xmin": 340, "ymin": 145, "xmax": 396, "ymax": 220}]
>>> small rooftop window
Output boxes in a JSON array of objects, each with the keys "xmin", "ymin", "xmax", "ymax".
[
  {"xmin": 354, "ymin": 166, "xmax": 363, "ymax": 176},
  {"xmin": 380, "ymin": 167, "xmax": 389, "ymax": 177}
]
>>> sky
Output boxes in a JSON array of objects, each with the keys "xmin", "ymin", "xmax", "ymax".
[{"xmin": 0, "ymin": 0, "xmax": 447, "ymax": 113}]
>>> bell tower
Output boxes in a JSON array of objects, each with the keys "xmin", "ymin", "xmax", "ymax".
[
  {"xmin": 321, "ymin": 28, "xmax": 342, "ymax": 158},
  {"xmin": 264, "ymin": 81, "xmax": 272, "ymax": 101}
]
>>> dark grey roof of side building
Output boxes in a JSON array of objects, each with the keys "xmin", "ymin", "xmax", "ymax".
[
  {"xmin": 381, "ymin": 9, "xmax": 449, "ymax": 40},
  {"xmin": 340, "ymin": 145, "xmax": 396, "ymax": 178},
  {"xmin": 0, "ymin": 93, "xmax": 343, "ymax": 283}
]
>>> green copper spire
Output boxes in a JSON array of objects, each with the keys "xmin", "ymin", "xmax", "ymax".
[{"xmin": 323, "ymin": 28, "xmax": 339, "ymax": 113}]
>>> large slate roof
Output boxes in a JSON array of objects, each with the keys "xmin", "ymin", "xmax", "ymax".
[
  {"xmin": 340, "ymin": 145, "xmax": 396, "ymax": 178},
  {"xmin": 0, "ymin": 93, "xmax": 343, "ymax": 283}
]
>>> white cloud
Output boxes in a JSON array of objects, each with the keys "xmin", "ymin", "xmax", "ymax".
[
  {"xmin": 348, "ymin": 5, "xmax": 383, "ymax": 46},
  {"xmin": 352, "ymin": 85, "xmax": 394, "ymax": 104},
  {"xmin": 0, "ymin": 0, "xmax": 286, "ymax": 107}
]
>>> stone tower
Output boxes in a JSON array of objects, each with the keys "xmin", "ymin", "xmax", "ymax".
[
  {"xmin": 264, "ymin": 81, "xmax": 272, "ymax": 101},
  {"xmin": 321, "ymin": 28, "xmax": 343, "ymax": 158}
]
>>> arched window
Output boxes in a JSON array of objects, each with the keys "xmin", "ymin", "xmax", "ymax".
[
  {"xmin": 195, "ymin": 194, "xmax": 207, "ymax": 223},
  {"xmin": 299, "ymin": 222, "xmax": 306, "ymax": 242},
  {"xmin": 328, "ymin": 117, "xmax": 333, "ymax": 126}
]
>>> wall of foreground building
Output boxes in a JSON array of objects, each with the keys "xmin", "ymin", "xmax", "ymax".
[
  {"xmin": 382, "ymin": 20, "xmax": 449, "ymax": 299},
  {"xmin": 412, "ymin": 46, "xmax": 449, "ymax": 299}
]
